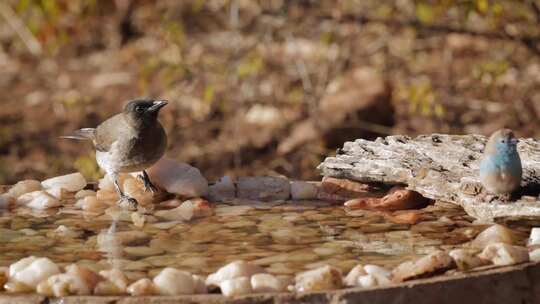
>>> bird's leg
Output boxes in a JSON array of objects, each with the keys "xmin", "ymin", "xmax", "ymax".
[
  {"xmin": 138, "ymin": 170, "xmax": 158, "ymax": 194},
  {"xmin": 112, "ymin": 173, "xmax": 138, "ymax": 208}
]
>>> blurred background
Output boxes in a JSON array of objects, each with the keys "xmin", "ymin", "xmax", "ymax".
[{"xmin": 0, "ymin": 0, "xmax": 539, "ymax": 184}]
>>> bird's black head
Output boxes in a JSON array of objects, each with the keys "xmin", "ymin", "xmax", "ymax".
[{"xmin": 124, "ymin": 98, "xmax": 167, "ymax": 127}]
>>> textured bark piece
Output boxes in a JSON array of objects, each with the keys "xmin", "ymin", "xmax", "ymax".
[{"xmin": 318, "ymin": 134, "xmax": 540, "ymax": 221}]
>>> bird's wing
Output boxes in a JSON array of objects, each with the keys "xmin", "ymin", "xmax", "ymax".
[
  {"xmin": 94, "ymin": 114, "xmax": 130, "ymax": 152},
  {"xmin": 60, "ymin": 128, "xmax": 96, "ymax": 141}
]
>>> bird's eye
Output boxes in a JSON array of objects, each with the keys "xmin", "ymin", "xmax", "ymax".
[{"xmin": 135, "ymin": 106, "xmax": 144, "ymax": 113}]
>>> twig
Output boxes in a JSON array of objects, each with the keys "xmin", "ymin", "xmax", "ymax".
[{"xmin": 0, "ymin": 2, "xmax": 42, "ymax": 56}]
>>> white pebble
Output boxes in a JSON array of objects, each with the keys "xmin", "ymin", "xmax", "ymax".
[
  {"xmin": 192, "ymin": 274, "xmax": 207, "ymax": 294},
  {"xmin": 9, "ymin": 257, "xmax": 60, "ymax": 288},
  {"xmin": 99, "ymin": 269, "xmax": 129, "ymax": 291},
  {"xmin": 75, "ymin": 196, "xmax": 107, "ymax": 212},
  {"xmin": 472, "ymin": 224, "xmax": 516, "ymax": 248},
  {"xmin": 18, "ymin": 191, "xmax": 61, "ymax": 209},
  {"xmin": 344, "ymin": 264, "xmax": 391, "ymax": 287},
  {"xmin": 357, "ymin": 274, "xmax": 377, "ymax": 288},
  {"xmin": 290, "ymin": 181, "xmax": 319, "ymax": 200},
  {"xmin": 529, "ymin": 248, "xmax": 540, "ymax": 262},
  {"xmin": 75, "ymin": 189, "xmax": 96, "ymax": 199},
  {"xmin": 7, "ymin": 180, "xmax": 41, "ymax": 198},
  {"xmin": 147, "ymin": 157, "xmax": 208, "ymax": 197},
  {"xmin": 528, "ymin": 228, "xmax": 540, "ymax": 246},
  {"xmin": 42, "ymin": 172, "xmax": 87, "ymax": 192},
  {"xmin": 478, "ymin": 243, "xmax": 529, "ymax": 266},
  {"xmin": 154, "ymin": 200, "xmax": 194, "ymax": 221},
  {"xmin": 449, "ymin": 249, "xmax": 488, "ymax": 270},
  {"xmin": 127, "ymin": 278, "xmax": 155, "ymax": 296},
  {"xmin": 220, "ymin": 277, "xmax": 252, "ymax": 297},
  {"xmin": 153, "ymin": 267, "xmax": 195, "ymax": 295},
  {"xmin": 344, "ymin": 265, "xmax": 366, "ymax": 286},
  {"xmin": 294, "ymin": 265, "xmax": 342, "ymax": 292},
  {"xmin": 206, "ymin": 260, "xmax": 266, "ymax": 287},
  {"xmin": 251, "ymin": 273, "xmax": 287, "ymax": 292}
]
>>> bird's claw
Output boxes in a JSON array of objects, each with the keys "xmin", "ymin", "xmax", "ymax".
[
  {"xmin": 138, "ymin": 172, "xmax": 158, "ymax": 194},
  {"xmin": 118, "ymin": 195, "xmax": 138, "ymax": 210}
]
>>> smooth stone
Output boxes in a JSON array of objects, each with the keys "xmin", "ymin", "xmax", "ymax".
[
  {"xmin": 529, "ymin": 227, "xmax": 540, "ymax": 246},
  {"xmin": 154, "ymin": 200, "xmax": 194, "ymax": 221},
  {"xmin": 220, "ymin": 277, "xmax": 252, "ymax": 297},
  {"xmin": 449, "ymin": 249, "xmax": 489, "ymax": 270},
  {"xmin": 208, "ymin": 176, "xmax": 236, "ymax": 202},
  {"xmin": 530, "ymin": 248, "xmax": 540, "ymax": 262},
  {"xmin": 9, "ymin": 256, "xmax": 60, "ymax": 288},
  {"xmin": 290, "ymin": 181, "xmax": 319, "ymax": 200},
  {"xmin": 98, "ymin": 269, "xmax": 129, "ymax": 292},
  {"xmin": 127, "ymin": 278, "xmax": 155, "ymax": 296},
  {"xmin": 294, "ymin": 265, "xmax": 343, "ymax": 292},
  {"xmin": 478, "ymin": 243, "xmax": 529, "ymax": 266},
  {"xmin": 18, "ymin": 191, "xmax": 61, "ymax": 209},
  {"xmin": 123, "ymin": 178, "xmax": 154, "ymax": 206},
  {"xmin": 471, "ymin": 224, "xmax": 516, "ymax": 248},
  {"xmin": 147, "ymin": 157, "xmax": 208, "ymax": 197},
  {"xmin": 75, "ymin": 196, "xmax": 107, "ymax": 212},
  {"xmin": 42, "ymin": 172, "xmax": 87, "ymax": 192},
  {"xmin": 153, "ymin": 267, "xmax": 196, "ymax": 295},
  {"xmin": 75, "ymin": 189, "xmax": 97, "ymax": 199},
  {"xmin": 237, "ymin": 176, "xmax": 290, "ymax": 201},
  {"xmin": 392, "ymin": 251, "xmax": 455, "ymax": 282},
  {"xmin": 7, "ymin": 180, "xmax": 42, "ymax": 198},
  {"xmin": 251, "ymin": 273, "xmax": 288, "ymax": 292},
  {"xmin": 206, "ymin": 260, "xmax": 266, "ymax": 287}
]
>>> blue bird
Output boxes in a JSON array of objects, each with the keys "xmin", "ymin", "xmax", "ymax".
[{"xmin": 479, "ymin": 129, "xmax": 522, "ymax": 199}]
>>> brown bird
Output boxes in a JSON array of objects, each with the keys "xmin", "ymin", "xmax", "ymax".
[{"xmin": 63, "ymin": 98, "xmax": 168, "ymax": 207}]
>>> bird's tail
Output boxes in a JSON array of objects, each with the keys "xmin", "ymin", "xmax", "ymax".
[{"xmin": 60, "ymin": 128, "xmax": 96, "ymax": 141}]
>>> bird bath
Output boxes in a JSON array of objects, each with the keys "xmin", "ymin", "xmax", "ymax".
[{"xmin": 1, "ymin": 133, "xmax": 540, "ymax": 303}]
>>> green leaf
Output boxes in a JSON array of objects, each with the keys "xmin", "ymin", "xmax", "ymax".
[{"xmin": 416, "ymin": 3, "xmax": 434, "ymax": 24}]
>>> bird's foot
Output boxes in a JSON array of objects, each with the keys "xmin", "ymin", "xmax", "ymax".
[
  {"xmin": 497, "ymin": 193, "xmax": 512, "ymax": 203},
  {"xmin": 118, "ymin": 195, "xmax": 138, "ymax": 210},
  {"xmin": 138, "ymin": 171, "xmax": 158, "ymax": 194}
]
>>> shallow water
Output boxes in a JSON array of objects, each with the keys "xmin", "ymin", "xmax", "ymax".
[{"xmin": 0, "ymin": 198, "xmax": 531, "ymax": 282}]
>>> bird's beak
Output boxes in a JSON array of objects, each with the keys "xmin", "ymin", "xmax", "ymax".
[{"xmin": 148, "ymin": 100, "xmax": 168, "ymax": 112}]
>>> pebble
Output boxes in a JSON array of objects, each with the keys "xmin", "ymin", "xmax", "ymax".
[
  {"xmin": 251, "ymin": 273, "xmax": 288, "ymax": 292},
  {"xmin": 478, "ymin": 243, "xmax": 529, "ymax": 266},
  {"xmin": 471, "ymin": 224, "xmax": 516, "ymax": 248},
  {"xmin": 153, "ymin": 267, "xmax": 197, "ymax": 295},
  {"xmin": 448, "ymin": 249, "xmax": 488, "ymax": 270},
  {"xmin": 124, "ymin": 246, "xmax": 164, "ymax": 257},
  {"xmin": 147, "ymin": 157, "xmax": 209, "ymax": 197},
  {"xmin": 290, "ymin": 181, "xmax": 319, "ymax": 200},
  {"xmin": 529, "ymin": 248, "xmax": 540, "ymax": 262},
  {"xmin": 75, "ymin": 196, "xmax": 107, "ymax": 212},
  {"xmin": 155, "ymin": 200, "xmax": 194, "ymax": 221},
  {"xmin": 123, "ymin": 178, "xmax": 154, "ymax": 206},
  {"xmin": 220, "ymin": 277, "xmax": 252, "ymax": 297},
  {"xmin": 317, "ymin": 177, "xmax": 373, "ymax": 201},
  {"xmin": 127, "ymin": 278, "xmax": 155, "ymax": 296},
  {"xmin": 18, "ymin": 191, "xmax": 61, "ymax": 209},
  {"xmin": 206, "ymin": 260, "xmax": 266, "ymax": 287},
  {"xmin": 37, "ymin": 264, "xmax": 101, "ymax": 296},
  {"xmin": 208, "ymin": 176, "xmax": 236, "ymax": 201},
  {"xmin": 7, "ymin": 180, "xmax": 42, "ymax": 198},
  {"xmin": 9, "ymin": 256, "xmax": 60, "ymax": 288},
  {"xmin": 294, "ymin": 265, "xmax": 343, "ymax": 292},
  {"xmin": 344, "ymin": 264, "xmax": 391, "ymax": 287},
  {"xmin": 392, "ymin": 251, "xmax": 454, "ymax": 282},
  {"xmin": 237, "ymin": 176, "xmax": 290, "ymax": 201},
  {"xmin": 528, "ymin": 228, "xmax": 540, "ymax": 246},
  {"xmin": 42, "ymin": 172, "xmax": 87, "ymax": 192},
  {"xmin": 75, "ymin": 189, "xmax": 97, "ymax": 199},
  {"xmin": 95, "ymin": 269, "xmax": 129, "ymax": 295}
]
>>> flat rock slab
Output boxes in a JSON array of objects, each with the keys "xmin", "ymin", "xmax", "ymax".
[{"xmin": 318, "ymin": 134, "xmax": 540, "ymax": 221}]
